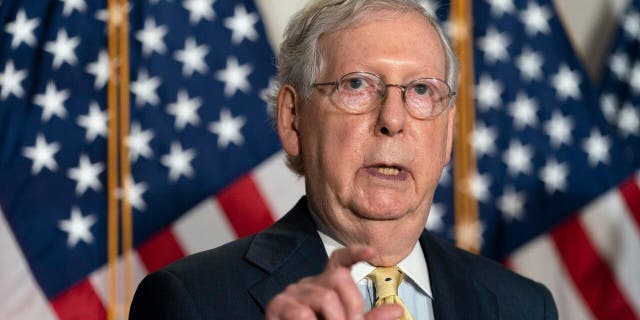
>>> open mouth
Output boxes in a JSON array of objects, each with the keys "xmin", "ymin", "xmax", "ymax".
[
  {"xmin": 375, "ymin": 166, "xmax": 401, "ymax": 176},
  {"xmin": 365, "ymin": 164, "xmax": 408, "ymax": 181}
]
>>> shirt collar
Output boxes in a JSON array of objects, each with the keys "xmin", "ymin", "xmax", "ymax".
[{"xmin": 311, "ymin": 208, "xmax": 433, "ymax": 298}]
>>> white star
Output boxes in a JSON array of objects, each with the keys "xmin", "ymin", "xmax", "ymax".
[
  {"xmin": 167, "ymin": 89, "xmax": 202, "ymax": 130},
  {"xmin": 124, "ymin": 176, "xmax": 148, "ymax": 211},
  {"xmin": 475, "ymin": 74, "xmax": 503, "ymax": 110},
  {"xmin": 516, "ymin": 47, "xmax": 544, "ymax": 82},
  {"xmin": 126, "ymin": 122, "xmax": 154, "ymax": 162},
  {"xmin": 519, "ymin": 2, "xmax": 551, "ymax": 35},
  {"xmin": 131, "ymin": 70, "xmax": 161, "ymax": 106},
  {"xmin": 609, "ymin": 52, "xmax": 629, "ymax": 81},
  {"xmin": 582, "ymin": 129, "xmax": 611, "ymax": 166},
  {"xmin": 77, "ymin": 101, "xmax": 107, "ymax": 142},
  {"xmin": 44, "ymin": 29, "xmax": 80, "ymax": 69},
  {"xmin": 486, "ymin": 0, "xmax": 514, "ymax": 17},
  {"xmin": 551, "ymin": 64, "xmax": 581, "ymax": 100},
  {"xmin": 22, "ymin": 134, "xmax": 60, "ymax": 175},
  {"xmin": 466, "ymin": 172, "xmax": 491, "ymax": 203},
  {"xmin": 629, "ymin": 62, "xmax": 640, "ymax": 94},
  {"xmin": 438, "ymin": 164, "xmax": 451, "ymax": 187},
  {"xmin": 34, "ymin": 81, "xmax": 70, "ymax": 122},
  {"xmin": 624, "ymin": 11, "xmax": 640, "ymax": 40},
  {"xmin": 183, "ymin": 0, "xmax": 216, "ymax": 24},
  {"xmin": 135, "ymin": 18, "xmax": 168, "ymax": 56},
  {"xmin": 67, "ymin": 154, "xmax": 104, "ymax": 195},
  {"xmin": 174, "ymin": 37, "xmax": 209, "ymax": 77},
  {"xmin": 600, "ymin": 93, "xmax": 618, "ymax": 124},
  {"xmin": 426, "ymin": 203, "xmax": 445, "ymax": 232},
  {"xmin": 85, "ymin": 50, "xmax": 111, "ymax": 89},
  {"xmin": 160, "ymin": 142, "xmax": 197, "ymax": 181},
  {"xmin": 0, "ymin": 60, "xmax": 27, "ymax": 99},
  {"xmin": 477, "ymin": 27, "xmax": 510, "ymax": 63},
  {"xmin": 471, "ymin": 122, "xmax": 497, "ymax": 157},
  {"xmin": 224, "ymin": 4, "xmax": 259, "ymax": 45},
  {"xmin": 544, "ymin": 111, "xmax": 573, "ymax": 148},
  {"xmin": 208, "ymin": 108, "xmax": 246, "ymax": 148},
  {"xmin": 502, "ymin": 140, "xmax": 534, "ymax": 176},
  {"xmin": 508, "ymin": 92, "xmax": 538, "ymax": 129},
  {"xmin": 214, "ymin": 56, "xmax": 252, "ymax": 97},
  {"xmin": 497, "ymin": 186, "xmax": 525, "ymax": 221},
  {"xmin": 618, "ymin": 103, "xmax": 640, "ymax": 137},
  {"xmin": 539, "ymin": 159, "xmax": 569, "ymax": 193},
  {"xmin": 4, "ymin": 9, "xmax": 40, "ymax": 48},
  {"xmin": 58, "ymin": 207, "xmax": 97, "ymax": 248},
  {"xmin": 60, "ymin": 0, "xmax": 86, "ymax": 16}
]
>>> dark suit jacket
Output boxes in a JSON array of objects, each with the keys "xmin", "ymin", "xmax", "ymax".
[{"xmin": 130, "ymin": 197, "xmax": 558, "ymax": 319}]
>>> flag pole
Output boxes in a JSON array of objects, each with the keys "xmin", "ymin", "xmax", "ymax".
[{"xmin": 450, "ymin": 0, "xmax": 480, "ymax": 253}]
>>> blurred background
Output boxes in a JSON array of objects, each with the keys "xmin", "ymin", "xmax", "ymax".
[{"xmin": 1, "ymin": 0, "xmax": 639, "ymax": 319}]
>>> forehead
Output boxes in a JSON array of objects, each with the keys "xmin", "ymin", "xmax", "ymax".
[{"xmin": 317, "ymin": 9, "xmax": 446, "ymax": 80}]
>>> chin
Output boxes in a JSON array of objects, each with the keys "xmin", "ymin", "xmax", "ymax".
[{"xmin": 352, "ymin": 194, "xmax": 412, "ymax": 221}]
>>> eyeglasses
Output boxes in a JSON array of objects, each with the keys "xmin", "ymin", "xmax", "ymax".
[{"xmin": 311, "ymin": 72, "xmax": 456, "ymax": 119}]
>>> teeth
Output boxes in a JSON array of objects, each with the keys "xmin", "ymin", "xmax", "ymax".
[{"xmin": 376, "ymin": 166, "xmax": 400, "ymax": 175}]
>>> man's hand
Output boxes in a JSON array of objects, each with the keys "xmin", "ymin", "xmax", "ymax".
[{"xmin": 265, "ymin": 245, "xmax": 404, "ymax": 320}]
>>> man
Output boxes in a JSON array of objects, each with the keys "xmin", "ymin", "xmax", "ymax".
[{"xmin": 130, "ymin": 0, "xmax": 558, "ymax": 319}]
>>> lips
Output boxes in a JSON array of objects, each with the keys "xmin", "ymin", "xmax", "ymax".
[{"xmin": 364, "ymin": 163, "xmax": 409, "ymax": 181}]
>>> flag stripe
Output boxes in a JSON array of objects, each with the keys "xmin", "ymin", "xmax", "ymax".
[
  {"xmin": 620, "ymin": 174, "xmax": 640, "ymax": 232},
  {"xmin": 217, "ymin": 174, "xmax": 275, "ymax": 238},
  {"xmin": 50, "ymin": 279, "xmax": 106, "ymax": 320},
  {"xmin": 253, "ymin": 151, "xmax": 305, "ymax": 219},
  {"xmin": 551, "ymin": 217, "xmax": 637, "ymax": 319},
  {"xmin": 136, "ymin": 228, "xmax": 186, "ymax": 273},
  {"xmin": 172, "ymin": 197, "xmax": 236, "ymax": 255},
  {"xmin": 509, "ymin": 236, "xmax": 594, "ymax": 320}
]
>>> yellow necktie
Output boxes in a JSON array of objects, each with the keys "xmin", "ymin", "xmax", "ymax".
[{"xmin": 368, "ymin": 266, "xmax": 414, "ymax": 320}]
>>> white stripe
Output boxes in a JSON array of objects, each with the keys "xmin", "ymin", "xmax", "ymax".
[
  {"xmin": 0, "ymin": 209, "xmax": 58, "ymax": 320},
  {"xmin": 509, "ymin": 235, "xmax": 594, "ymax": 320},
  {"xmin": 88, "ymin": 252, "xmax": 147, "ymax": 320},
  {"xmin": 172, "ymin": 197, "xmax": 236, "ymax": 255},
  {"xmin": 580, "ymin": 186, "xmax": 640, "ymax": 316},
  {"xmin": 253, "ymin": 150, "xmax": 305, "ymax": 219}
]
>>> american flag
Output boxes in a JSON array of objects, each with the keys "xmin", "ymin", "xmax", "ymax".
[{"xmin": 0, "ymin": 1, "xmax": 639, "ymax": 320}]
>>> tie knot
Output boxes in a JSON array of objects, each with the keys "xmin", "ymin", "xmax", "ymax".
[{"xmin": 367, "ymin": 266, "xmax": 404, "ymax": 299}]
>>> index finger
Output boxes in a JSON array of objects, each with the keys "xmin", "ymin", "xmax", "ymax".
[{"xmin": 326, "ymin": 245, "xmax": 374, "ymax": 271}]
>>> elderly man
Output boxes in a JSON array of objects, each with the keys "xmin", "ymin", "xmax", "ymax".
[{"xmin": 130, "ymin": 0, "xmax": 558, "ymax": 319}]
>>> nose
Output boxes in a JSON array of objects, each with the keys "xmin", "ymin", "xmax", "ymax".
[{"xmin": 375, "ymin": 85, "xmax": 407, "ymax": 137}]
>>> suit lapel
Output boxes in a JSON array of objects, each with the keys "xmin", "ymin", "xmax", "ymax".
[
  {"xmin": 420, "ymin": 231, "xmax": 498, "ymax": 320},
  {"xmin": 245, "ymin": 197, "xmax": 328, "ymax": 311}
]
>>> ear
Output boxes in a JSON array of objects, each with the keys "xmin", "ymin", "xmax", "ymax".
[
  {"xmin": 444, "ymin": 104, "xmax": 456, "ymax": 164},
  {"xmin": 277, "ymin": 84, "xmax": 300, "ymax": 158}
]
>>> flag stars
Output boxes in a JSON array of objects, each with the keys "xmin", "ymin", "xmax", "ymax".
[
  {"xmin": 67, "ymin": 154, "xmax": 104, "ymax": 195},
  {"xmin": 519, "ymin": 2, "xmax": 551, "ymax": 35},
  {"xmin": 161, "ymin": 142, "xmax": 197, "ymax": 182},
  {"xmin": 22, "ymin": 134, "xmax": 61, "ymax": 175},
  {"xmin": 60, "ymin": 0, "xmax": 87, "ymax": 16},
  {"xmin": 209, "ymin": 108, "xmax": 246, "ymax": 149},
  {"xmin": 183, "ymin": 0, "xmax": 216, "ymax": 25},
  {"xmin": 77, "ymin": 101, "xmax": 108, "ymax": 142},
  {"xmin": 58, "ymin": 207, "xmax": 97, "ymax": 248},
  {"xmin": 539, "ymin": 159, "xmax": 569, "ymax": 193},
  {"xmin": 618, "ymin": 103, "xmax": 640, "ymax": 137},
  {"xmin": 135, "ymin": 18, "xmax": 168, "ymax": 56},
  {"xmin": 34, "ymin": 81, "xmax": 70, "ymax": 122},
  {"xmin": 544, "ymin": 111, "xmax": 573, "ymax": 148},
  {"xmin": 215, "ymin": 56, "xmax": 253, "ymax": 97},
  {"xmin": 582, "ymin": 129, "xmax": 611, "ymax": 166},
  {"xmin": 224, "ymin": 4, "xmax": 259, "ymax": 45},
  {"xmin": 0, "ymin": 60, "xmax": 27, "ymax": 100},
  {"xmin": 600, "ymin": 93, "xmax": 618, "ymax": 124},
  {"xmin": 551, "ymin": 64, "xmax": 581, "ymax": 100},
  {"xmin": 45, "ymin": 29, "xmax": 80, "ymax": 69},
  {"xmin": 174, "ymin": 37, "xmax": 209, "ymax": 77},
  {"xmin": 629, "ymin": 62, "xmax": 640, "ymax": 94},
  {"xmin": 497, "ymin": 187, "xmax": 525, "ymax": 222},
  {"xmin": 131, "ymin": 70, "xmax": 162, "ymax": 106},
  {"xmin": 426, "ymin": 203, "xmax": 445, "ymax": 232},
  {"xmin": 502, "ymin": 140, "xmax": 534, "ymax": 176},
  {"xmin": 126, "ymin": 123, "xmax": 154, "ymax": 163},
  {"xmin": 477, "ymin": 27, "xmax": 510, "ymax": 63},
  {"xmin": 4, "ymin": 9, "xmax": 40, "ymax": 49},
  {"xmin": 486, "ymin": 0, "xmax": 515, "ymax": 17},
  {"xmin": 475, "ymin": 74, "xmax": 503, "ymax": 110},
  {"xmin": 167, "ymin": 89, "xmax": 202, "ymax": 130},
  {"xmin": 516, "ymin": 47, "xmax": 544, "ymax": 82},
  {"xmin": 609, "ymin": 52, "xmax": 629, "ymax": 81},
  {"xmin": 124, "ymin": 177, "xmax": 148, "ymax": 211},
  {"xmin": 623, "ymin": 11, "xmax": 640, "ymax": 40},
  {"xmin": 85, "ymin": 50, "xmax": 111, "ymax": 89},
  {"xmin": 465, "ymin": 172, "xmax": 492, "ymax": 203},
  {"xmin": 508, "ymin": 92, "xmax": 538, "ymax": 129},
  {"xmin": 472, "ymin": 122, "xmax": 497, "ymax": 157}
]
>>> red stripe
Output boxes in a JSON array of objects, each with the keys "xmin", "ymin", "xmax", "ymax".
[
  {"xmin": 50, "ymin": 279, "xmax": 106, "ymax": 320},
  {"xmin": 619, "ymin": 175, "xmax": 640, "ymax": 233},
  {"xmin": 217, "ymin": 174, "xmax": 275, "ymax": 238},
  {"xmin": 137, "ymin": 228, "xmax": 186, "ymax": 273},
  {"xmin": 551, "ymin": 216, "xmax": 638, "ymax": 319}
]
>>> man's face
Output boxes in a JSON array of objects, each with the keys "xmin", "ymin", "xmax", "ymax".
[{"xmin": 279, "ymin": 10, "xmax": 455, "ymax": 244}]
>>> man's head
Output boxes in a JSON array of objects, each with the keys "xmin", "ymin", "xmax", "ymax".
[{"xmin": 273, "ymin": 0, "xmax": 458, "ymax": 263}]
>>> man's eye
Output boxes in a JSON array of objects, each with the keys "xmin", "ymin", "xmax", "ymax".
[
  {"xmin": 413, "ymin": 84, "xmax": 429, "ymax": 95},
  {"xmin": 346, "ymin": 78, "xmax": 364, "ymax": 89}
]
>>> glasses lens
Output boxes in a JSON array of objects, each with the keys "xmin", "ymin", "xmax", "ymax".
[
  {"xmin": 405, "ymin": 79, "xmax": 451, "ymax": 118},
  {"xmin": 336, "ymin": 73, "xmax": 381, "ymax": 113}
]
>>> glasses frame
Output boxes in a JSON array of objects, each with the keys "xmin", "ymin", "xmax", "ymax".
[{"xmin": 311, "ymin": 71, "xmax": 456, "ymax": 119}]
